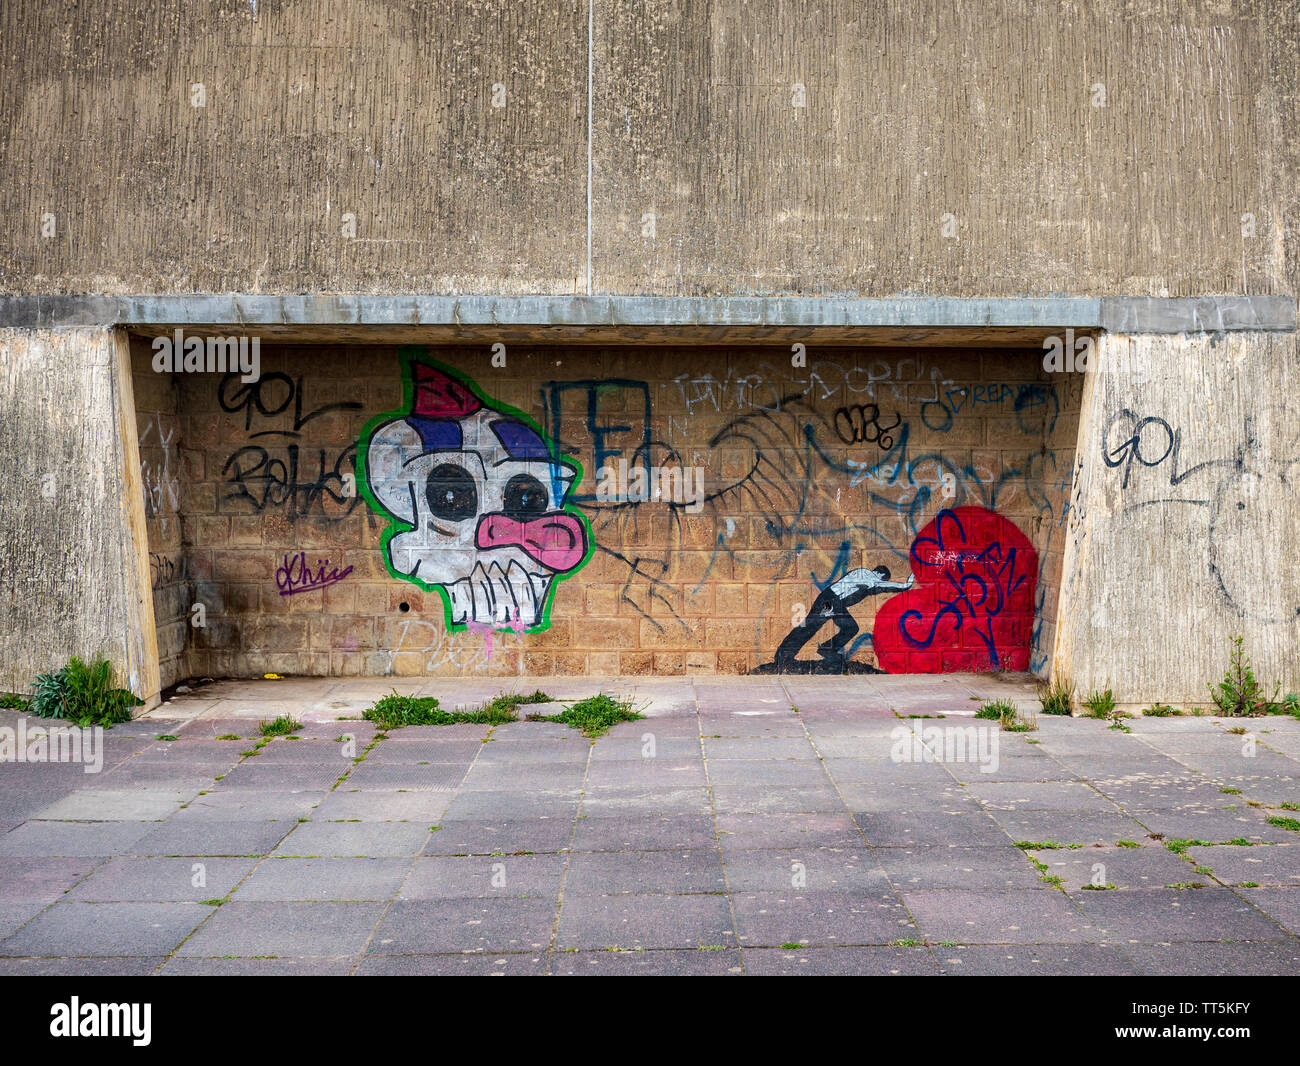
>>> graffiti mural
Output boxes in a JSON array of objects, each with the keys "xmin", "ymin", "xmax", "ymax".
[
  {"xmin": 873, "ymin": 507, "xmax": 1038, "ymax": 672},
  {"xmin": 757, "ymin": 507, "xmax": 1037, "ymax": 674},
  {"xmin": 358, "ymin": 350, "xmax": 593, "ymax": 633},
  {"xmin": 757, "ymin": 566, "xmax": 915, "ymax": 674}
]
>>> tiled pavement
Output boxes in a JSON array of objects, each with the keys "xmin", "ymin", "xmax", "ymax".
[{"xmin": 1, "ymin": 673, "xmax": 1299, "ymax": 975}]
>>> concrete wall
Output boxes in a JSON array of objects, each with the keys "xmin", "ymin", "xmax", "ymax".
[
  {"xmin": 1055, "ymin": 330, "xmax": 1300, "ymax": 708},
  {"xmin": 0, "ymin": 0, "xmax": 1295, "ymax": 298},
  {"xmin": 0, "ymin": 328, "xmax": 158, "ymax": 700},
  {"xmin": 130, "ymin": 339, "xmax": 1078, "ymax": 680}
]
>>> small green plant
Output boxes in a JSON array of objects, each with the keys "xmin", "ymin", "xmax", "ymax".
[
  {"xmin": 1207, "ymin": 635, "xmax": 1279, "ymax": 716},
  {"xmin": 216, "ymin": 734, "xmax": 239, "ymax": 741},
  {"xmin": 976, "ymin": 699, "xmax": 1035, "ymax": 731},
  {"xmin": 259, "ymin": 715, "xmax": 303, "ymax": 736},
  {"xmin": 1038, "ymin": 680, "xmax": 1073, "ymax": 716},
  {"xmin": 1266, "ymin": 816, "xmax": 1300, "ymax": 834},
  {"xmin": 363, "ymin": 690, "xmax": 554, "ymax": 730},
  {"xmin": 1116, "ymin": 840, "xmax": 1139, "ymax": 848},
  {"xmin": 1081, "ymin": 882, "xmax": 1117, "ymax": 890},
  {"xmin": 480, "ymin": 690, "xmax": 554, "ymax": 717},
  {"xmin": 27, "ymin": 658, "xmax": 142, "ymax": 726},
  {"xmin": 1142, "ymin": 703, "xmax": 1181, "ymax": 717},
  {"xmin": 0, "ymin": 691, "xmax": 30, "ymax": 711},
  {"xmin": 1081, "ymin": 687, "xmax": 1117, "ymax": 718},
  {"xmin": 537, "ymin": 693, "xmax": 644, "ymax": 737},
  {"xmin": 1166, "ymin": 882, "xmax": 1206, "ymax": 890}
]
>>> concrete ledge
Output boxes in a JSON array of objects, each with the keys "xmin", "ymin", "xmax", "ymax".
[{"xmin": 0, "ymin": 294, "xmax": 1293, "ymax": 334}]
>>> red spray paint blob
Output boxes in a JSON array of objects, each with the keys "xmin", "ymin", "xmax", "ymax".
[{"xmin": 872, "ymin": 506, "xmax": 1038, "ymax": 673}]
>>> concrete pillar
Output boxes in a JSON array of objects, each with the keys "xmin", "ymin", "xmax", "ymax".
[
  {"xmin": 0, "ymin": 327, "xmax": 160, "ymax": 705},
  {"xmin": 1053, "ymin": 331, "xmax": 1300, "ymax": 710}
]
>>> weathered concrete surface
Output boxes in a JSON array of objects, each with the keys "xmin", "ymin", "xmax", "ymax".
[
  {"xmin": 0, "ymin": 328, "xmax": 159, "ymax": 703},
  {"xmin": 2, "ymin": 294, "xmax": 1295, "ymax": 336},
  {"xmin": 1, "ymin": 0, "xmax": 1296, "ymax": 298},
  {"xmin": 1054, "ymin": 331, "xmax": 1300, "ymax": 709},
  {"xmin": 1, "ymin": 675, "xmax": 1298, "ymax": 975}
]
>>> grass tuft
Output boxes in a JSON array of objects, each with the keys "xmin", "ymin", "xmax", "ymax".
[
  {"xmin": 259, "ymin": 715, "xmax": 303, "ymax": 736},
  {"xmin": 536, "ymin": 693, "xmax": 644, "ymax": 737}
]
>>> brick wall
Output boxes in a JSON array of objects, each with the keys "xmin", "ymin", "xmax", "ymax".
[{"xmin": 132, "ymin": 339, "xmax": 1080, "ymax": 681}]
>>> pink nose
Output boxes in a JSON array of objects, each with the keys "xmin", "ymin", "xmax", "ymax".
[{"xmin": 475, "ymin": 512, "xmax": 588, "ymax": 573}]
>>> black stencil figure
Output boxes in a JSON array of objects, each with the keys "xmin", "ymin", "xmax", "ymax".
[{"xmin": 770, "ymin": 566, "xmax": 914, "ymax": 674}]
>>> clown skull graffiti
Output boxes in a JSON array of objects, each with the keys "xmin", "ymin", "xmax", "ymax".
[{"xmin": 360, "ymin": 354, "xmax": 591, "ymax": 631}]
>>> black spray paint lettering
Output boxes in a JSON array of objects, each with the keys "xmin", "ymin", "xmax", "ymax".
[
  {"xmin": 223, "ymin": 442, "xmax": 359, "ymax": 520},
  {"xmin": 833, "ymin": 404, "xmax": 901, "ymax": 449},
  {"xmin": 218, "ymin": 372, "xmax": 362, "ymax": 437}
]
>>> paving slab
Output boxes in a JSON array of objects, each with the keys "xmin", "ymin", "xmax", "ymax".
[
  {"xmin": 901, "ymin": 889, "xmax": 1105, "ymax": 943},
  {"xmin": 372, "ymin": 898, "xmax": 555, "ymax": 954},
  {"xmin": 553, "ymin": 947, "xmax": 743, "ymax": 975},
  {"xmin": 177, "ymin": 901, "xmax": 387, "ymax": 956},
  {"xmin": 1071, "ymin": 887, "xmax": 1287, "ymax": 942},
  {"xmin": 935, "ymin": 943, "xmax": 1139, "ymax": 975},
  {"xmin": 570, "ymin": 814, "xmax": 718, "ymax": 853},
  {"xmin": 0, "ymin": 821, "xmax": 154, "ymax": 856},
  {"xmin": 0, "ymin": 902, "xmax": 209, "ymax": 956},
  {"xmin": 398, "ymin": 854, "xmax": 566, "ymax": 899},
  {"xmin": 235, "ymin": 858, "xmax": 412, "ymax": 900},
  {"xmin": 311, "ymin": 791, "xmax": 452, "ymax": 822},
  {"xmin": 1123, "ymin": 939, "xmax": 1300, "ymax": 975},
  {"xmin": 129, "ymin": 820, "xmax": 297, "ymax": 857},
  {"xmin": 556, "ymin": 893, "xmax": 735, "ymax": 951},
  {"xmin": 731, "ymin": 890, "xmax": 916, "ymax": 947},
  {"xmin": 0, "ymin": 956, "xmax": 166, "ymax": 975},
  {"xmin": 723, "ymin": 847, "xmax": 889, "ymax": 893},
  {"xmin": 355, "ymin": 952, "xmax": 549, "ymax": 975},
  {"xmin": 160, "ymin": 955, "xmax": 359, "ymax": 975},
  {"xmin": 1125, "ymin": 807, "xmax": 1297, "ymax": 842},
  {"xmin": 30, "ymin": 789, "xmax": 193, "ymax": 821},
  {"xmin": 168, "ymin": 790, "xmax": 327, "ymax": 821},
  {"xmin": 1237, "ymin": 887, "xmax": 1300, "ymax": 934},
  {"xmin": 854, "ymin": 811, "xmax": 1013, "ymax": 847},
  {"xmin": 743, "ymin": 945, "xmax": 941, "ymax": 975},
  {"xmin": 989, "ymin": 810, "xmax": 1152, "ymax": 846},
  {"xmin": 565, "ymin": 849, "xmax": 727, "ymax": 895},
  {"xmin": 876, "ymin": 846, "xmax": 1045, "ymax": 890},
  {"xmin": 1182, "ymin": 843, "xmax": 1300, "ymax": 886},
  {"xmin": 1035, "ymin": 844, "xmax": 1202, "ymax": 890},
  {"xmin": 65, "ymin": 857, "xmax": 257, "ymax": 902},
  {"xmin": 272, "ymin": 821, "xmax": 431, "ymax": 857},
  {"xmin": 716, "ymin": 812, "xmax": 864, "ymax": 851},
  {"xmin": 0, "ymin": 857, "xmax": 101, "ymax": 900},
  {"xmin": 423, "ymin": 818, "xmax": 576, "ymax": 856}
]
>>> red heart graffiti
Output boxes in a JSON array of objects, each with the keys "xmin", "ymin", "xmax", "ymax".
[{"xmin": 872, "ymin": 506, "xmax": 1038, "ymax": 673}]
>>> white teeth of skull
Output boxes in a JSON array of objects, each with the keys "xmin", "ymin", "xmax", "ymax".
[{"xmin": 450, "ymin": 561, "xmax": 551, "ymax": 628}]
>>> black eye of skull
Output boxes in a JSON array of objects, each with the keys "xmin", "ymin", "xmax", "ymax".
[
  {"xmin": 426, "ymin": 464, "xmax": 478, "ymax": 521},
  {"xmin": 502, "ymin": 474, "xmax": 549, "ymax": 519}
]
